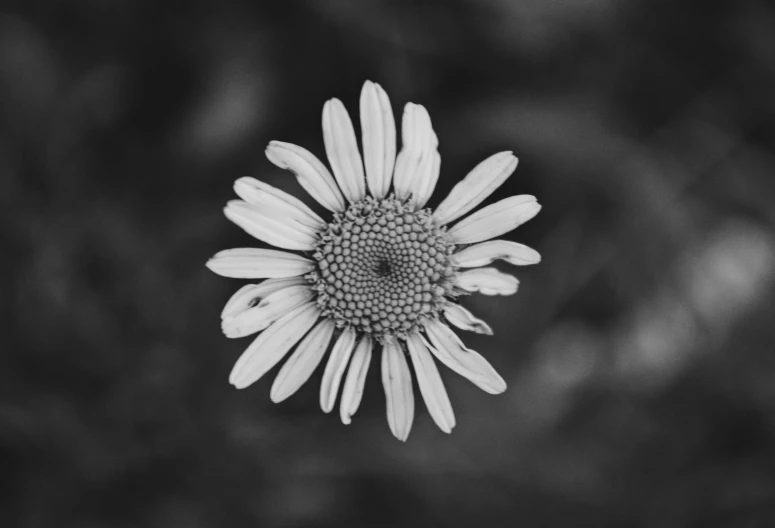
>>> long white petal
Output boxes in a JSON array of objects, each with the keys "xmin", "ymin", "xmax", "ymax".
[
  {"xmin": 442, "ymin": 302, "xmax": 493, "ymax": 335},
  {"xmin": 228, "ymin": 303, "xmax": 319, "ymax": 389},
  {"xmin": 320, "ymin": 328, "xmax": 357, "ymax": 413},
  {"xmin": 413, "ymin": 150, "xmax": 440, "ymax": 209},
  {"xmin": 392, "ymin": 104, "xmax": 426, "ymax": 200},
  {"xmin": 393, "ymin": 103, "xmax": 439, "ymax": 205},
  {"xmin": 406, "ymin": 334, "xmax": 455, "ymax": 434},
  {"xmin": 447, "ymin": 195, "xmax": 541, "ymax": 244},
  {"xmin": 450, "ymin": 240, "xmax": 541, "ymax": 267},
  {"xmin": 224, "ymin": 200, "xmax": 318, "ymax": 251},
  {"xmin": 456, "ymin": 268, "xmax": 519, "ymax": 296},
  {"xmin": 323, "ymin": 98, "xmax": 366, "ymax": 203},
  {"xmin": 423, "ymin": 318, "xmax": 507, "ymax": 394},
  {"xmin": 381, "ymin": 339, "xmax": 415, "ymax": 441},
  {"xmin": 432, "ymin": 152, "xmax": 518, "ymax": 225},
  {"xmin": 221, "ymin": 277, "xmax": 306, "ymax": 319},
  {"xmin": 270, "ymin": 318, "xmax": 335, "ymax": 403},
  {"xmin": 206, "ymin": 248, "xmax": 314, "ymax": 279},
  {"xmin": 266, "ymin": 140, "xmax": 346, "ymax": 212},
  {"xmin": 340, "ymin": 335, "xmax": 373, "ymax": 424},
  {"xmin": 221, "ymin": 284, "xmax": 314, "ymax": 338},
  {"xmin": 360, "ymin": 81, "xmax": 396, "ymax": 199},
  {"xmin": 234, "ymin": 177, "xmax": 325, "ymax": 230}
]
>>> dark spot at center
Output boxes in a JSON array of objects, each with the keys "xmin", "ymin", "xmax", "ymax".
[{"xmin": 374, "ymin": 258, "xmax": 392, "ymax": 277}]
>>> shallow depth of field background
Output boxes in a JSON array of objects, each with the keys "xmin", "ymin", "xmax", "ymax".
[{"xmin": 4, "ymin": 1, "xmax": 775, "ymax": 526}]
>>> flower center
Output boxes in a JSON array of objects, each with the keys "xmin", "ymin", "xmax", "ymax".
[
  {"xmin": 374, "ymin": 258, "xmax": 392, "ymax": 277},
  {"xmin": 308, "ymin": 196, "xmax": 457, "ymax": 340}
]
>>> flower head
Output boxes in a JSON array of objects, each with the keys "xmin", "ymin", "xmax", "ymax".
[{"xmin": 207, "ymin": 81, "xmax": 541, "ymax": 441}]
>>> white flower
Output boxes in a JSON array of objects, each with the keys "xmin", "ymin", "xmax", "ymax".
[{"xmin": 207, "ymin": 80, "xmax": 541, "ymax": 441}]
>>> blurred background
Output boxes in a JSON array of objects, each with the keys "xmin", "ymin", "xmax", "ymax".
[{"xmin": 4, "ymin": 0, "xmax": 775, "ymax": 526}]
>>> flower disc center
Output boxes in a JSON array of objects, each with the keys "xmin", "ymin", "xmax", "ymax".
[
  {"xmin": 309, "ymin": 196, "xmax": 456, "ymax": 340},
  {"xmin": 374, "ymin": 258, "xmax": 392, "ymax": 277}
]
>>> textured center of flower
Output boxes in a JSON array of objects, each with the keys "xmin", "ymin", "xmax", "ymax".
[
  {"xmin": 374, "ymin": 258, "xmax": 392, "ymax": 277},
  {"xmin": 309, "ymin": 196, "xmax": 456, "ymax": 340}
]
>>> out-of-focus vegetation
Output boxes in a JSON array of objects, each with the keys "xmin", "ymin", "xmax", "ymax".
[{"xmin": 4, "ymin": 0, "xmax": 775, "ymax": 526}]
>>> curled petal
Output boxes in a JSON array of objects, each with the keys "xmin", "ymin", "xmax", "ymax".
[
  {"xmin": 451, "ymin": 240, "xmax": 541, "ymax": 267},
  {"xmin": 381, "ymin": 339, "xmax": 415, "ymax": 441},
  {"xmin": 234, "ymin": 177, "xmax": 325, "ymax": 230},
  {"xmin": 413, "ymin": 150, "xmax": 441, "ymax": 209},
  {"xmin": 221, "ymin": 284, "xmax": 314, "ymax": 338},
  {"xmin": 423, "ymin": 318, "xmax": 507, "ymax": 394},
  {"xmin": 224, "ymin": 200, "xmax": 318, "ymax": 251},
  {"xmin": 433, "ymin": 152, "xmax": 518, "ymax": 225},
  {"xmin": 220, "ymin": 277, "xmax": 306, "ymax": 319},
  {"xmin": 456, "ymin": 268, "xmax": 519, "ymax": 296},
  {"xmin": 360, "ymin": 81, "xmax": 396, "ymax": 199},
  {"xmin": 323, "ymin": 98, "xmax": 366, "ymax": 203},
  {"xmin": 340, "ymin": 335, "xmax": 373, "ymax": 424},
  {"xmin": 393, "ymin": 103, "xmax": 439, "ymax": 206},
  {"xmin": 320, "ymin": 328, "xmax": 357, "ymax": 413},
  {"xmin": 228, "ymin": 303, "xmax": 320, "ymax": 389},
  {"xmin": 406, "ymin": 334, "xmax": 455, "ymax": 434},
  {"xmin": 266, "ymin": 140, "xmax": 346, "ymax": 212},
  {"xmin": 271, "ymin": 318, "xmax": 336, "ymax": 403},
  {"xmin": 206, "ymin": 248, "xmax": 315, "ymax": 279},
  {"xmin": 443, "ymin": 302, "xmax": 493, "ymax": 335},
  {"xmin": 447, "ymin": 195, "xmax": 541, "ymax": 244}
]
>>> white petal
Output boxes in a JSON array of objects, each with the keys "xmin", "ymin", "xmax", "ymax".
[
  {"xmin": 360, "ymin": 81, "xmax": 396, "ymax": 199},
  {"xmin": 221, "ymin": 284, "xmax": 314, "ymax": 338},
  {"xmin": 446, "ymin": 195, "xmax": 541, "ymax": 244},
  {"xmin": 451, "ymin": 240, "xmax": 541, "ymax": 267},
  {"xmin": 423, "ymin": 318, "xmax": 507, "ymax": 394},
  {"xmin": 266, "ymin": 140, "xmax": 346, "ymax": 212},
  {"xmin": 340, "ymin": 335, "xmax": 373, "ymax": 424},
  {"xmin": 413, "ymin": 150, "xmax": 440, "ymax": 209},
  {"xmin": 323, "ymin": 98, "xmax": 366, "ymax": 203},
  {"xmin": 320, "ymin": 328, "xmax": 357, "ymax": 413},
  {"xmin": 381, "ymin": 339, "xmax": 415, "ymax": 441},
  {"xmin": 221, "ymin": 278, "xmax": 304, "ymax": 318},
  {"xmin": 432, "ymin": 152, "xmax": 518, "ymax": 225},
  {"xmin": 206, "ymin": 248, "xmax": 315, "ymax": 279},
  {"xmin": 234, "ymin": 177, "xmax": 325, "ymax": 230},
  {"xmin": 456, "ymin": 268, "xmax": 519, "ymax": 296},
  {"xmin": 228, "ymin": 303, "xmax": 319, "ymax": 389},
  {"xmin": 270, "ymin": 318, "xmax": 335, "ymax": 403},
  {"xmin": 442, "ymin": 303, "xmax": 493, "ymax": 335},
  {"xmin": 224, "ymin": 200, "xmax": 318, "ymax": 251},
  {"xmin": 393, "ymin": 103, "xmax": 439, "ymax": 206},
  {"xmin": 406, "ymin": 334, "xmax": 455, "ymax": 434}
]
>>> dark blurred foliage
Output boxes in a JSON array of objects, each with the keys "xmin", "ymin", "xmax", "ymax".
[{"xmin": 3, "ymin": 0, "xmax": 775, "ymax": 526}]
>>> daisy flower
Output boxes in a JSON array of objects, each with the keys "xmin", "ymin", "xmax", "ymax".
[{"xmin": 207, "ymin": 81, "xmax": 541, "ymax": 441}]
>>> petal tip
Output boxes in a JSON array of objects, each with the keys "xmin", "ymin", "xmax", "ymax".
[
  {"xmin": 323, "ymin": 97, "xmax": 343, "ymax": 111},
  {"xmin": 391, "ymin": 427, "xmax": 410, "ymax": 442},
  {"xmin": 497, "ymin": 150, "xmax": 518, "ymax": 162},
  {"xmin": 234, "ymin": 175, "xmax": 253, "ymax": 186},
  {"xmin": 205, "ymin": 258, "xmax": 220, "ymax": 273},
  {"xmin": 492, "ymin": 379, "xmax": 508, "ymax": 394}
]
